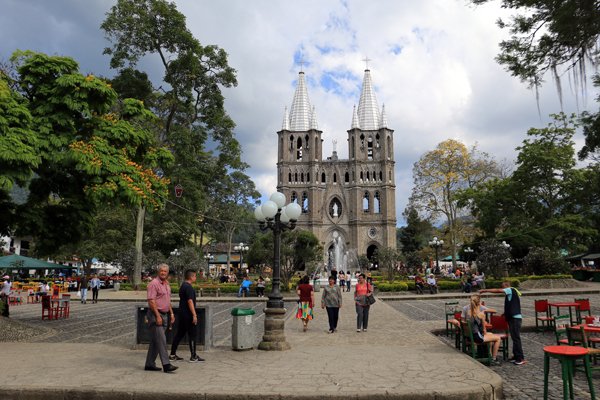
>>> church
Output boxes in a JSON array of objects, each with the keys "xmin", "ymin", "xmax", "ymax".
[{"xmin": 276, "ymin": 66, "xmax": 397, "ymax": 269}]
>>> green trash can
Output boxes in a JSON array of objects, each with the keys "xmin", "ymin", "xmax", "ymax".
[
  {"xmin": 313, "ymin": 279, "xmax": 320, "ymax": 292},
  {"xmin": 231, "ymin": 308, "xmax": 256, "ymax": 350}
]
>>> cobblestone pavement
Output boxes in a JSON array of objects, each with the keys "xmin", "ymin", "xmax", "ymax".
[
  {"xmin": 4, "ymin": 300, "xmax": 295, "ymax": 348},
  {"xmin": 386, "ymin": 294, "xmax": 600, "ymax": 400}
]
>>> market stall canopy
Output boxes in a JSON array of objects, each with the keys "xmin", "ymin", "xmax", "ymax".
[{"xmin": 0, "ymin": 254, "xmax": 70, "ymax": 270}]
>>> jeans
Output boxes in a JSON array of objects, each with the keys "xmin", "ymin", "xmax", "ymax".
[
  {"xmin": 326, "ymin": 307, "xmax": 340, "ymax": 331},
  {"xmin": 171, "ymin": 315, "xmax": 197, "ymax": 358},
  {"xmin": 80, "ymin": 288, "xmax": 87, "ymax": 303},
  {"xmin": 346, "ymin": 280, "xmax": 351, "ymax": 292},
  {"xmin": 238, "ymin": 287, "xmax": 249, "ymax": 297},
  {"xmin": 356, "ymin": 304, "xmax": 370, "ymax": 330},
  {"xmin": 508, "ymin": 318, "xmax": 524, "ymax": 361}
]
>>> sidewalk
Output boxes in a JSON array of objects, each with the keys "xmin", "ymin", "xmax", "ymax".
[{"xmin": 2, "ymin": 291, "xmax": 502, "ymax": 400}]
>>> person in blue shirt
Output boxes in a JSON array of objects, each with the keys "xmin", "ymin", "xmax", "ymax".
[
  {"xmin": 480, "ymin": 281, "xmax": 525, "ymax": 365},
  {"xmin": 238, "ymin": 276, "xmax": 253, "ymax": 297}
]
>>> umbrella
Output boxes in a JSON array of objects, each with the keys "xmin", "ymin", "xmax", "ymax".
[{"xmin": 0, "ymin": 254, "xmax": 69, "ymax": 270}]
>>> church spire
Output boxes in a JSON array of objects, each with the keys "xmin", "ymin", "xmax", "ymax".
[
  {"xmin": 356, "ymin": 68, "xmax": 380, "ymax": 130},
  {"xmin": 351, "ymin": 104, "xmax": 360, "ymax": 129},
  {"xmin": 380, "ymin": 103, "xmax": 388, "ymax": 128},
  {"xmin": 309, "ymin": 106, "xmax": 319, "ymax": 130},
  {"xmin": 288, "ymin": 71, "xmax": 312, "ymax": 131},
  {"xmin": 281, "ymin": 106, "xmax": 290, "ymax": 130}
]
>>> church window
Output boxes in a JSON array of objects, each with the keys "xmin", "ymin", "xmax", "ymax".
[
  {"xmin": 290, "ymin": 135, "xmax": 294, "ymax": 150},
  {"xmin": 344, "ymin": 172, "xmax": 349, "ymax": 183},
  {"xmin": 296, "ymin": 137, "xmax": 303, "ymax": 160},
  {"xmin": 363, "ymin": 192, "xmax": 370, "ymax": 212},
  {"xmin": 321, "ymin": 172, "xmax": 326, "ymax": 183},
  {"xmin": 288, "ymin": 172, "xmax": 292, "ymax": 183},
  {"xmin": 360, "ymin": 134, "xmax": 365, "ymax": 148},
  {"xmin": 302, "ymin": 192, "xmax": 309, "ymax": 213},
  {"xmin": 295, "ymin": 172, "xmax": 298, "ymax": 182},
  {"xmin": 291, "ymin": 192, "xmax": 298, "ymax": 203},
  {"xmin": 360, "ymin": 171, "xmax": 363, "ymax": 181},
  {"xmin": 379, "ymin": 171, "xmax": 383, "ymax": 181},
  {"xmin": 307, "ymin": 172, "xmax": 310, "ymax": 182},
  {"xmin": 333, "ymin": 173, "xmax": 337, "ymax": 183},
  {"xmin": 351, "ymin": 137, "xmax": 355, "ymax": 158},
  {"xmin": 301, "ymin": 172, "xmax": 304, "ymax": 183},
  {"xmin": 387, "ymin": 136, "xmax": 392, "ymax": 158},
  {"xmin": 305, "ymin": 135, "xmax": 309, "ymax": 149},
  {"xmin": 367, "ymin": 137, "xmax": 373, "ymax": 160},
  {"xmin": 374, "ymin": 192, "xmax": 381, "ymax": 214},
  {"xmin": 329, "ymin": 198, "xmax": 342, "ymax": 218},
  {"xmin": 366, "ymin": 171, "xmax": 370, "ymax": 181},
  {"xmin": 376, "ymin": 133, "xmax": 380, "ymax": 148}
]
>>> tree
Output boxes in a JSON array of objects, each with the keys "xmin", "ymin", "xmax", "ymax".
[
  {"xmin": 463, "ymin": 114, "xmax": 598, "ymax": 256},
  {"xmin": 397, "ymin": 206, "xmax": 433, "ymax": 254},
  {"xmin": 409, "ymin": 140, "xmax": 500, "ymax": 268},
  {"xmin": 167, "ymin": 246, "xmax": 204, "ymax": 283},
  {"xmin": 471, "ymin": 0, "xmax": 600, "ymax": 89},
  {"xmin": 280, "ymin": 230, "xmax": 323, "ymax": 291},
  {"xmin": 1, "ymin": 51, "xmax": 171, "ymax": 258},
  {"xmin": 522, "ymin": 247, "xmax": 569, "ymax": 275},
  {"xmin": 476, "ymin": 239, "xmax": 512, "ymax": 278},
  {"xmin": 374, "ymin": 246, "xmax": 400, "ymax": 282},
  {"xmin": 101, "ymin": 0, "xmax": 246, "ymax": 289}
]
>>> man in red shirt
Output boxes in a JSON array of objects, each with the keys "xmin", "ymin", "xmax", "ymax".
[{"xmin": 144, "ymin": 264, "xmax": 178, "ymax": 373}]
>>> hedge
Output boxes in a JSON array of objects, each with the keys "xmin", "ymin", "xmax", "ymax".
[{"xmin": 375, "ymin": 282, "xmax": 408, "ymax": 292}]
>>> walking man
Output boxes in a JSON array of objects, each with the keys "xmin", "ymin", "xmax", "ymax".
[
  {"xmin": 78, "ymin": 274, "xmax": 89, "ymax": 304},
  {"xmin": 170, "ymin": 269, "xmax": 204, "ymax": 363},
  {"xmin": 90, "ymin": 274, "xmax": 101, "ymax": 304},
  {"xmin": 480, "ymin": 281, "xmax": 526, "ymax": 365},
  {"xmin": 1, "ymin": 275, "xmax": 11, "ymax": 317},
  {"xmin": 145, "ymin": 264, "xmax": 178, "ymax": 373}
]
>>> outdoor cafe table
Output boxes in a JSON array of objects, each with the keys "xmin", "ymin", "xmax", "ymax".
[{"xmin": 548, "ymin": 302, "xmax": 580, "ymax": 326}]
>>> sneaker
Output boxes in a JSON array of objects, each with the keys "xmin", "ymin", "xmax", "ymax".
[
  {"xmin": 514, "ymin": 359, "xmax": 527, "ymax": 365},
  {"xmin": 357, "ymin": 329, "xmax": 361, "ymax": 332},
  {"xmin": 169, "ymin": 354, "xmax": 184, "ymax": 361},
  {"xmin": 491, "ymin": 359, "xmax": 501, "ymax": 366},
  {"xmin": 189, "ymin": 355, "xmax": 205, "ymax": 363},
  {"xmin": 363, "ymin": 329, "xmax": 367, "ymax": 332},
  {"xmin": 163, "ymin": 364, "xmax": 178, "ymax": 373}
]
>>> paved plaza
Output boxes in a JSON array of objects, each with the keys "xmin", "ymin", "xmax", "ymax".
[{"xmin": 1, "ymin": 287, "xmax": 600, "ymax": 399}]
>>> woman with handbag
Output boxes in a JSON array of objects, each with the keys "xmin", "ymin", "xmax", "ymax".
[
  {"xmin": 296, "ymin": 275, "xmax": 314, "ymax": 332},
  {"xmin": 321, "ymin": 275, "xmax": 342, "ymax": 333},
  {"xmin": 354, "ymin": 273, "xmax": 373, "ymax": 332}
]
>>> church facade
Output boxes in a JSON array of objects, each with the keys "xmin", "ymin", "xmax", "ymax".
[{"xmin": 276, "ymin": 68, "xmax": 397, "ymax": 267}]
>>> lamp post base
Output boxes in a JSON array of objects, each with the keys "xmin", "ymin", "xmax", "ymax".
[{"xmin": 258, "ymin": 307, "xmax": 290, "ymax": 351}]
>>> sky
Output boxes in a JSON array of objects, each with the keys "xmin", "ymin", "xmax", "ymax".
[{"xmin": 1, "ymin": 0, "xmax": 595, "ymax": 226}]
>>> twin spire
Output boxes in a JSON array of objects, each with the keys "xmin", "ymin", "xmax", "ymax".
[{"xmin": 282, "ymin": 68, "xmax": 388, "ymax": 131}]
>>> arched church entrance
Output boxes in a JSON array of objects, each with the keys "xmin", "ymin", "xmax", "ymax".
[{"xmin": 366, "ymin": 244, "xmax": 378, "ymax": 269}]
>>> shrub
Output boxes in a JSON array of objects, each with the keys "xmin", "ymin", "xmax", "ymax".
[
  {"xmin": 522, "ymin": 247, "xmax": 570, "ymax": 275},
  {"xmin": 525, "ymin": 274, "xmax": 572, "ymax": 280},
  {"xmin": 375, "ymin": 282, "xmax": 408, "ymax": 292}
]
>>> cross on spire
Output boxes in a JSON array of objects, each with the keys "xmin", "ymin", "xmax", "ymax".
[{"xmin": 362, "ymin": 56, "xmax": 372, "ymax": 70}]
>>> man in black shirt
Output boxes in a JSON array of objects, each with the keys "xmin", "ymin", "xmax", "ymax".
[{"xmin": 169, "ymin": 269, "xmax": 204, "ymax": 363}]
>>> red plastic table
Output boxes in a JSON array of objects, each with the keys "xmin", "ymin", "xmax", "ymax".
[
  {"xmin": 543, "ymin": 345, "xmax": 596, "ymax": 400},
  {"xmin": 548, "ymin": 302, "xmax": 581, "ymax": 326}
]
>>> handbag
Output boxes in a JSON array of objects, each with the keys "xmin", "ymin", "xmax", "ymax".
[
  {"xmin": 365, "ymin": 283, "xmax": 376, "ymax": 305},
  {"xmin": 76, "ymin": 290, "xmax": 81, "ymax": 298}
]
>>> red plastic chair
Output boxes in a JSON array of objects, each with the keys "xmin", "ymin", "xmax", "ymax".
[
  {"xmin": 534, "ymin": 299, "xmax": 553, "ymax": 331},
  {"xmin": 490, "ymin": 314, "xmax": 510, "ymax": 360},
  {"xmin": 41, "ymin": 295, "xmax": 55, "ymax": 320},
  {"xmin": 575, "ymin": 298, "xmax": 591, "ymax": 323}
]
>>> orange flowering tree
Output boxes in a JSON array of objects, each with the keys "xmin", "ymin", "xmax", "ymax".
[{"xmin": 5, "ymin": 51, "xmax": 172, "ymax": 255}]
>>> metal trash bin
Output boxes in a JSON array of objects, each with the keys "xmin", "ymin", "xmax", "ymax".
[
  {"xmin": 231, "ymin": 308, "xmax": 256, "ymax": 351},
  {"xmin": 313, "ymin": 279, "xmax": 320, "ymax": 292}
]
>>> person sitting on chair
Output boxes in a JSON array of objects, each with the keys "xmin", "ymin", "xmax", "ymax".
[
  {"xmin": 426, "ymin": 274, "xmax": 438, "ymax": 294},
  {"xmin": 414, "ymin": 274, "xmax": 425, "ymax": 294},
  {"xmin": 237, "ymin": 276, "xmax": 253, "ymax": 297}
]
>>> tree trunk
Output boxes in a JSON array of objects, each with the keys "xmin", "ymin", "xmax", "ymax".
[{"xmin": 133, "ymin": 205, "xmax": 146, "ymax": 290}]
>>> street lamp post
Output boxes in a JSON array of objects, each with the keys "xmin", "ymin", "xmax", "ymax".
[
  {"xmin": 464, "ymin": 246, "xmax": 474, "ymax": 269},
  {"xmin": 234, "ymin": 243, "xmax": 249, "ymax": 276},
  {"xmin": 501, "ymin": 241, "xmax": 511, "ymax": 277},
  {"xmin": 203, "ymin": 253, "xmax": 214, "ymax": 278},
  {"xmin": 254, "ymin": 192, "xmax": 301, "ymax": 351},
  {"xmin": 428, "ymin": 237, "xmax": 444, "ymax": 274}
]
